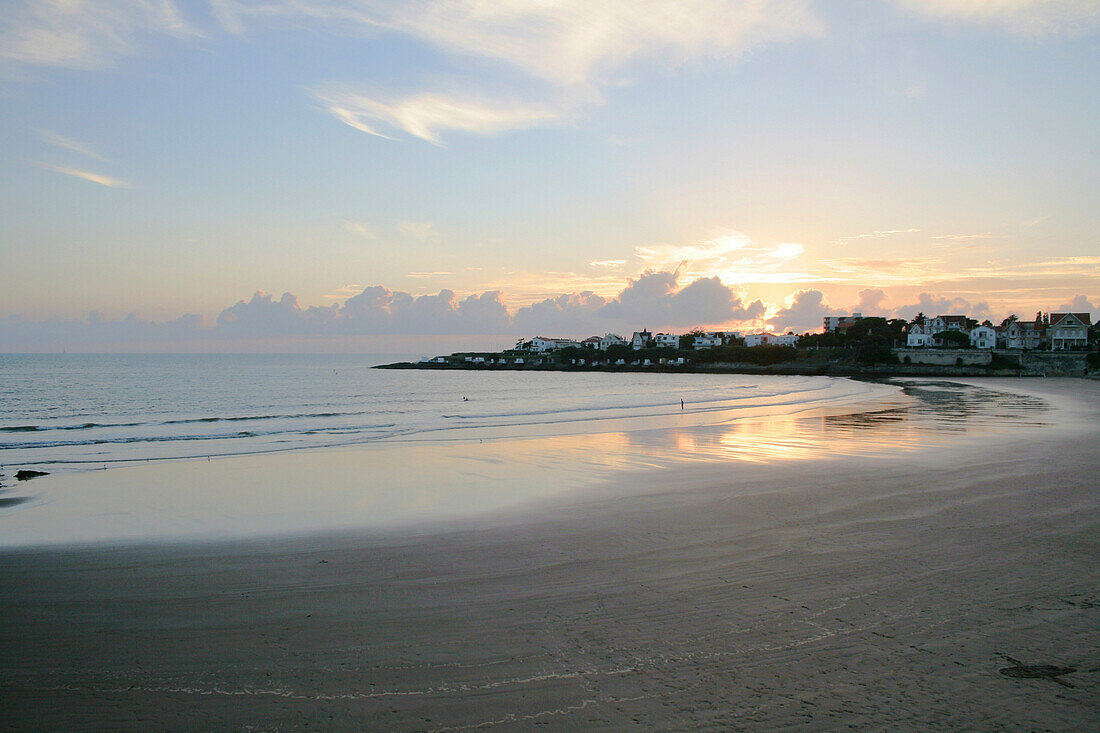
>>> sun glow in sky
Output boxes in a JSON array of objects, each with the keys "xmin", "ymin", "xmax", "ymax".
[{"xmin": 1, "ymin": 1, "xmax": 1097, "ymax": 351}]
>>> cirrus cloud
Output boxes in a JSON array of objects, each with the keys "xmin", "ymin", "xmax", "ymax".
[
  {"xmin": 316, "ymin": 88, "xmax": 567, "ymax": 144},
  {"xmin": 297, "ymin": 0, "xmax": 824, "ymax": 143},
  {"xmin": 0, "ymin": 0, "xmax": 196, "ymax": 69},
  {"xmin": 37, "ymin": 162, "xmax": 132, "ymax": 188},
  {"xmin": 636, "ymin": 231, "xmax": 813, "ymax": 285}
]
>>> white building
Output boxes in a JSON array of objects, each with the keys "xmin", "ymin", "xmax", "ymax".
[
  {"xmin": 906, "ymin": 322, "xmax": 935, "ymax": 347},
  {"xmin": 693, "ymin": 334, "xmax": 722, "ymax": 349},
  {"xmin": 581, "ymin": 336, "xmax": 602, "ymax": 349},
  {"xmin": 927, "ymin": 315, "xmax": 970, "ymax": 335},
  {"xmin": 969, "ymin": 325, "xmax": 996, "ymax": 350},
  {"xmin": 771, "ymin": 333, "xmax": 798, "ymax": 346},
  {"xmin": 527, "ymin": 337, "xmax": 582, "ymax": 352},
  {"xmin": 654, "ymin": 333, "xmax": 680, "ymax": 348},
  {"xmin": 744, "ymin": 332, "xmax": 797, "ymax": 347},
  {"xmin": 907, "ymin": 315, "xmax": 970, "ymax": 347},
  {"xmin": 631, "ymin": 330, "xmax": 652, "ymax": 350},
  {"xmin": 599, "ymin": 333, "xmax": 628, "ymax": 350},
  {"xmin": 1048, "ymin": 312, "xmax": 1091, "ymax": 350},
  {"xmin": 823, "ymin": 313, "xmax": 863, "ymax": 333},
  {"xmin": 1004, "ymin": 320, "xmax": 1043, "ymax": 350}
]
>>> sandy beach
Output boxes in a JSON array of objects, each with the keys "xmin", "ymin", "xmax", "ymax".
[{"xmin": 1, "ymin": 377, "xmax": 1098, "ymax": 731}]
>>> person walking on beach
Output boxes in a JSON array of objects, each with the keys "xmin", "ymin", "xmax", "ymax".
[{"xmin": 680, "ymin": 398, "xmax": 684, "ymax": 410}]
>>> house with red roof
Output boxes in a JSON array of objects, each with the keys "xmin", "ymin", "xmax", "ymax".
[{"xmin": 1048, "ymin": 312, "xmax": 1091, "ymax": 350}]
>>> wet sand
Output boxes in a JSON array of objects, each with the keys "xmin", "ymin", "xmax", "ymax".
[{"xmin": 1, "ymin": 378, "xmax": 1098, "ymax": 730}]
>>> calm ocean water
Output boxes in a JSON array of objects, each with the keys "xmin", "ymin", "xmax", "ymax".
[
  {"xmin": 0, "ymin": 355, "xmax": 1061, "ymax": 546},
  {"xmin": 1, "ymin": 354, "xmax": 888, "ymax": 470}
]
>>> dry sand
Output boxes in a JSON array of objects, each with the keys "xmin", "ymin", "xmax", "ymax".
[{"xmin": 1, "ymin": 378, "xmax": 1098, "ymax": 731}]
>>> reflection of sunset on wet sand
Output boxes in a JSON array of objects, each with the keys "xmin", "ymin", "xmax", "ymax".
[
  {"xmin": 0, "ymin": 379, "xmax": 1055, "ymax": 547},
  {"xmin": 3, "ymin": 378, "xmax": 1098, "ymax": 731}
]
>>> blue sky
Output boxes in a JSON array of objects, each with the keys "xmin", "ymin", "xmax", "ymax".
[{"xmin": 1, "ymin": 0, "xmax": 1097, "ymax": 351}]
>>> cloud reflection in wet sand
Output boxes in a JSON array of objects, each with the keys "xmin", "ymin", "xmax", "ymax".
[{"xmin": 0, "ymin": 380, "xmax": 1052, "ymax": 546}]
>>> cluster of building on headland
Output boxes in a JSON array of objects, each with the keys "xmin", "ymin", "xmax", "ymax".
[
  {"xmin": 400, "ymin": 309, "xmax": 1096, "ymax": 374},
  {"xmin": 517, "ymin": 328, "xmax": 800, "ymax": 354},
  {"xmin": 895, "ymin": 312, "xmax": 1093, "ymax": 351}
]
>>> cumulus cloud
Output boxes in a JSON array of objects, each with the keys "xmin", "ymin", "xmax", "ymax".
[
  {"xmin": 856, "ymin": 288, "xmax": 888, "ymax": 312},
  {"xmin": 0, "ymin": 311, "xmax": 204, "ymax": 350},
  {"xmin": 24, "ymin": 269, "xmax": 760, "ymax": 347},
  {"xmin": 511, "ymin": 272, "xmax": 766, "ymax": 335},
  {"xmin": 893, "ymin": 292, "xmax": 991, "ymax": 321},
  {"xmin": 596, "ymin": 271, "xmax": 765, "ymax": 331},
  {"xmin": 216, "ymin": 291, "xmax": 338, "ymax": 336},
  {"xmin": 767, "ymin": 287, "xmax": 899, "ymax": 333},
  {"xmin": 767, "ymin": 290, "xmax": 840, "ymax": 333},
  {"xmin": 1057, "ymin": 294, "xmax": 1097, "ymax": 316},
  {"xmin": 3, "ymin": 278, "xmax": 1034, "ymax": 351},
  {"xmin": 327, "ymin": 286, "xmax": 510, "ymax": 335},
  {"xmin": 893, "ymin": 0, "xmax": 1098, "ymax": 36},
  {"xmin": 331, "ymin": 286, "xmax": 508, "ymax": 334}
]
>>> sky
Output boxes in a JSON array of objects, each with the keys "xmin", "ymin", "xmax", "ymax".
[{"xmin": 1, "ymin": 0, "xmax": 1097, "ymax": 352}]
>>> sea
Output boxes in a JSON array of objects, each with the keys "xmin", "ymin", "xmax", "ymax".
[
  {"xmin": 0, "ymin": 353, "xmax": 1061, "ymax": 546},
  {"xmin": 0, "ymin": 353, "xmax": 911, "ymax": 471}
]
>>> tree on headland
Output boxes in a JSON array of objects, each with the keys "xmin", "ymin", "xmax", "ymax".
[
  {"xmin": 604, "ymin": 344, "xmax": 633, "ymax": 361},
  {"xmin": 856, "ymin": 335, "xmax": 894, "ymax": 364},
  {"xmin": 797, "ymin": 331, "xmax": 843, "ymax": 348},
  {"xmin": 557, "ymin": 346, "xmax": 584, "ymax": 363},
  {"xmin": 845, "ymin": 317, "xmax": 906, "ymax": 346},
  {"xmin": 679, "ymin": 327, "xmax": 705, "ymax": 351}
]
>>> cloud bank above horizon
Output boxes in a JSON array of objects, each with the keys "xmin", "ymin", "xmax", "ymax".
[{"xmin": 4, "ymin": 270, "xmax": 1095, "ymax": 352}]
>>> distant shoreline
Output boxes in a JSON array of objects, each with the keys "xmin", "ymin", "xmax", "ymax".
[
  {"xmin": 377, "ymin": 346, "xmax": 1097, "ymax": 378},
  {"xmin": 374, "ymin": 359, "xmax": 1035, "ymax": 378}
]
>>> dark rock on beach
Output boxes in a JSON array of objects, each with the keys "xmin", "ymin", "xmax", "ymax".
[
  {"xmin": 14, "ymin": 470, "xmax": 49, "ymax": 481},
  {"xmin": 999, "ymin": 657, "xmax": 1078, "ymax": 687}
]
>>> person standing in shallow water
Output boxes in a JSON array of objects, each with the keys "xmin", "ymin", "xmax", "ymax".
[{"xmin": 681, "ymin": 399, "xmax": 684, "ymax": 410}]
